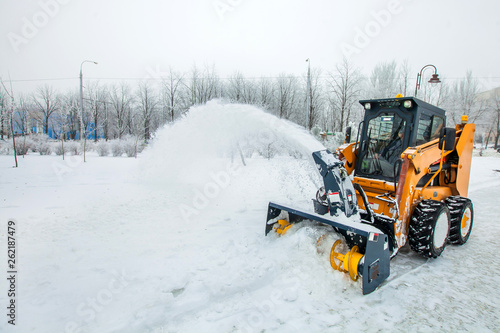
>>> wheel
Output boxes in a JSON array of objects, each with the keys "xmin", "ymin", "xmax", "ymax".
[
  {"xmin": 409, "ymin": 200, "xmax": 451, "ymax": 258},
  {"xmin": 445, "ymin": 196, "xmax": 473, "ymax": 245}
]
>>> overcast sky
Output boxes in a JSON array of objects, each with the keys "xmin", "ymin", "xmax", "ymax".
[{"xmin": 1, "ymin": 0, "xmax": 499, "ymax": 94}]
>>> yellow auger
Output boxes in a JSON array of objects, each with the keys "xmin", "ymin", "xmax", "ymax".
[
  {"xmin": 329, "ymin": 240, "xmax": 363, "ymax": 281},
  {"xmin": 316, "ymin": 235, "xmax": 363, "ymax": 281},
  {"xmin": 273, "ymin": 219, "xmax": 292, "ymax": 236}
]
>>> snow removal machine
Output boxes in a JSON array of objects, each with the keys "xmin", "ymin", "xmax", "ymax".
[{"xmin": 266, "ymin": 96, "xmax": 475, "ymax": 294}]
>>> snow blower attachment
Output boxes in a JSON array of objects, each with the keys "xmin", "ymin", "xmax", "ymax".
[{"xmin": 265, "ymin": 150, "xmax": 391, "ymax": 295}]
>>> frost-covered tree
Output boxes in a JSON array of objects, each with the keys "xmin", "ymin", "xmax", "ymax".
[
  {"xmin": 0, "ymin": 77, "xmax": 18, "ymax": 166},
  {"xmin": 161, "ymin": 68, "xmax": 186, "ymax": 123},
  {"xmin": 225, "ymin": 71, "xmax": 258, "ymax": 105},
  {"xmin": 0, "ymin": 89, "xmax": 6, "ymax": 140},
  {"xmin": 32, "ymin": 85, "xmax": 59, "ymax": 134},
  {"xmin": 369, "ymin": 60, "xmax": 398, "ymax": 99},
  {"xmin": 398, "ymin": 59, "xmax": 412, "ymax": 98},
  {"xmin": 304, "ymin": 67, "xmax": 326, "ymax": 130},
  {"xmin": 61, "ymin": 91, "xmax": 81, "ymax": 140},
  {"xmin": 256, "ymin": 77, "xmax": 275, "ymax": 110},
  {"xmin": 492, "ymin": 91, "xmax": 500, "ymax": 149},
  {"xmin": 327, "ymin": 58, "xmax": 362, "ymax": 132},
  {"xmin": 136, "ymin": 82, "xmax": 158, "ymax": 142},
  {"xmin": 189, "ymin": 64, "xmax": 221, "ymax": 105},
  {"xmin": 274, "ymin": 73, "xmax": 299, "ymax": 120},
  {"xmin": 481, "ymin": 89, "xmax": 500, "ymax": 149},
  {"xmin": 226, "ymin": 71, "xmax": 246, "ymax": 103},
  {"xmin": 446, "ymin": 71, "xmax": 487, "ymax": 125},
  {"xmin": 14, "ymin": 95, "xmax": 31, "ymax": 137},
  {"xmin": 110, "ymin": 83, "xmax": 133, "ymax": 139},
  {"xmin": 87, "ymin": 81, "xmax": 108, "ymax": 142}
]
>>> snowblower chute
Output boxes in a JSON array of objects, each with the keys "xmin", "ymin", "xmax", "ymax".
[{"xmin": 265, "ymin": 150, "xmax": 391, "ymax": 295}]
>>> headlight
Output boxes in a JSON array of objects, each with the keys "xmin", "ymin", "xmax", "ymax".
[
  {"xmin": 364, "ymin": 103, "xmax": 371, "ymax": 110},
  {"xmin": 403, "ymin": 100, "xmax": 412, "ymax": 109}
]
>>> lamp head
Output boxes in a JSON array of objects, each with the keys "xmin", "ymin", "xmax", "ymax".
[{"xmin": 428, "ymin": 73, "xmax": 441, "ymax": 84}]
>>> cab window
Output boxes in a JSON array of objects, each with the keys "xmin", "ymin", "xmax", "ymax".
[
  {"xmin": 430, "ymin": 117, "xmax": 444, "ymax": 140},
  {"xmin": 359, "ymin": 113, "xmax": 406, "ymax": 179},
  {"xmin": 416, "ymin": 115, "xmax": 445, "ymax": 145},
  {"xmin": 416, "ymin": 115, "xmax": 431, "ymax": 145}
]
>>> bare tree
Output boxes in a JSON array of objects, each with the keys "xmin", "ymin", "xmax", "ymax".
[
  {"xmin": 51, "ymin": 98, "xmax": 72, "ymax": 160},
  {"xmin": 305, "ymin": 67, "xmax": 326, "ymax": 130},
  {"xmin": 274, "ymin": 73, "xmax": 299, "ymax": 120},
  {"xmin": 161, "ymin": 68, "xmax": 185, "ymax": 123},
  {"xmin": 110, "ymin": 83, "xmax": 133, "ymax": 139},
  {"xmin": 62, "ymin": 91, "xmax": 81, "ymax": 140},
  {"xmin": 102, "ymin": 101, "xmax": 110, "ymax": 141},
  {"xmin": 370, "ymin": 60, "xmax": 398, "ymax": 98},
  {"xmin": 32, "ymin": 85, "xmax": 59, "ymax": 134},
  {"xmin": 87, "ymin": 81, "xmax": 108, "ymax": 142},
  {"xmin": 0, "ymin": 77, "xmax": 18, "ymax": 167},
  {"xmin": 14, "ymin": 95, "xmax": 33, "ymax": 157},
  {"xmin": 226, "ymin": 71, "xmax": 245, "ymax": 103},
  {"xmin": 189, "ymin": 65, "xmax": 200, "ymax": 106},
  {"xmin": 447, "ymin": 71, "xmax": 487, "ymax": 125},
  {"xmin": 136, "ymin": 82, "xmax": 158, "ymax": 142},
  {"xmin": 0, "ymin": 90, "xmax": 6, "ymax": 140},
  {"xmin": 327, "ymin": 59, "xmax": 362, "ymax": 132},
  {"xmin": 189, "ymin": 64, "xmax": 221, "ymax": 105},
  {"xmin": 486, "ymin": 89, "xmax": 500, "ymax": 149},
  {"xmin": 225, "ymin": 71, "xmax": 257, "ymax": 105},
  {"xmin": 257, "ymin": 77, "xmax": 275, "ymax": 110},
  {"xmin": 13, "ymin": 95, "xmax": 29, "ymax": 136},
  {"xmin": 398, "ymin": 59, "xmax": 412, "ymax": 97}
]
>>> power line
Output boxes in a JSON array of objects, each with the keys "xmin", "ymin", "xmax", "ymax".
[
  {"xmin": 5, "ymin": 76, "xmax": 500, "ymax": 83},
  {"xmin": 8, "ymin": 77, "xmax": 77, "ymax": 82}
]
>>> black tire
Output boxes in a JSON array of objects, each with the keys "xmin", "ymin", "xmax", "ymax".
[
  {"xmin": 409, "ymin": 200, "xmax": 451, "ymax": 258},
  {"xmin": 445, "ymin": 196, "xmax": 474, "ymax": 245}
]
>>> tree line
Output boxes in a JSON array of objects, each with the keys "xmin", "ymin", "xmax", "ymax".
[{"xmin": 1, "ymin": 59, "xmax": 499, "ymax": 149}]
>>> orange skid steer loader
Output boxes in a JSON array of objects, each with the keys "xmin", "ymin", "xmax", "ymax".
[{"xmin": 265, "ymin": 97, "xmax": 475, "ymax": 294}]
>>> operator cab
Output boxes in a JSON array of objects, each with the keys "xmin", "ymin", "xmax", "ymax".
[{"xmin": 355, "ymin": 97, "xmax": 446, "ymax": 182}]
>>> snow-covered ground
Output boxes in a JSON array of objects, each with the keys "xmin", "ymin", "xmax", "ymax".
[{"xmin": 1, "ymin": 101, "xmax": 499, "ymax": 333}]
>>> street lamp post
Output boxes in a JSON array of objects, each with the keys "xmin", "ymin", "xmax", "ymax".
[
  {"xmin": 79, "ymin": 60, "xmax": 97, "ymax": 162},
  {"xmin": 414, "ymin": 64, "xmax": 441, "ymax": 98}
]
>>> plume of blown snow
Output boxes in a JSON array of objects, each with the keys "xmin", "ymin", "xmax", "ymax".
[{"xmin": 141, "ymin": 100, "xmax": 325, "ymax": 186}]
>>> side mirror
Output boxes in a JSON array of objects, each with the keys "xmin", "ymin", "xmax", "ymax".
[
  {"xmin": 344, "ymin": 127, "xmax": 352, "ymax": 144},
  {"xmin": 439, "ymin": 127, "xmax": 456, "ymax": 151}
]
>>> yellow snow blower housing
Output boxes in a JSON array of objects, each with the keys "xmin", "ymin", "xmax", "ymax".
[{"xmin": 266, "ymin": 97, "xmax": 475, "ymax": 294}]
